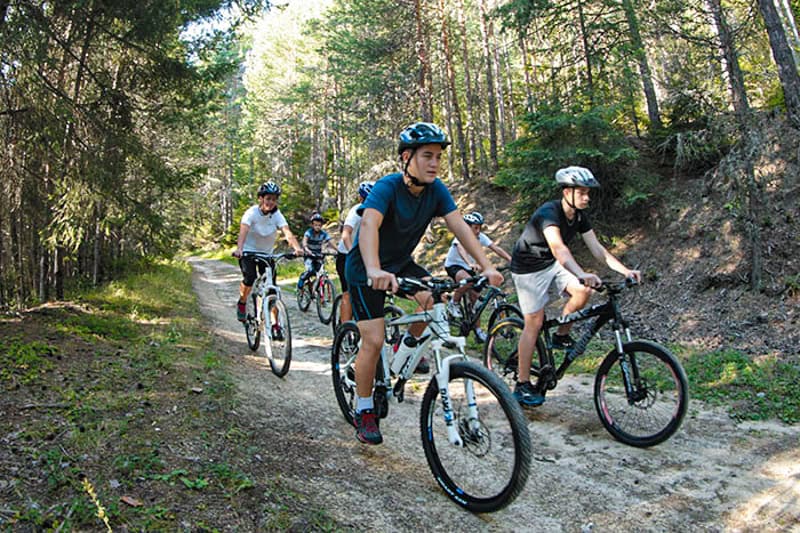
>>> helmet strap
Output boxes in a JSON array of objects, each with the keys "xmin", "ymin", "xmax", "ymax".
[{"xmin": 403, "ymin": 149, "xmax": 429, "ymax": 188}]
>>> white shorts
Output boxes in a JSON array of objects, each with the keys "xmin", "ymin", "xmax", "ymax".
[{"xmin": 512, "ymin": 262, "xmax": 579, "ymax": 314}]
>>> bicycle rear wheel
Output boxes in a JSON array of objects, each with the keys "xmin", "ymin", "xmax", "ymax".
[
  {"xmin": 330, "ymin": 293, "xmax": 343, "ymax": 336},
  {"xmin": 420, "ymin": 360, "xmax": 531, "ymax": 513},
  {"xmin": 316, "ymin": 278, "xmax": 337, "ymax": 324},
  {"xmin": 265, "ymin": 296, "xmax": 292, "ymax": 377},
  {"xmin": 331, "ymin": 321, "xmax": 360, "ymax": 427},
  {"xmin": 245, "ymin": 293, "xmax": 261, "ymax": 351},
  {"xmin": 594, "ymin": 340, "xmax": 689, "ymax": 447}
]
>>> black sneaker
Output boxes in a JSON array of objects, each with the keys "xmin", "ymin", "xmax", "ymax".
[
  {"xmin": 355, "ymin": 409, "xmax": 383, "ymax": 445},
  {"xmin": 236, "ymin": 301, "xmax": 247, "ymax": 322},
  {"xmin": 552, "ymin": 333, "xmax": 575, "ymax": 350},
  {"xmin": 414, "ymin": 356, "xmax": 430, "ymax": 374},
  {"xmin": 271, "ymin": 324, "xmax": 285, "ymax": 341},
  {"xmin": 513, "ymin": 381, "xmax": 545, "ymax": 407}
]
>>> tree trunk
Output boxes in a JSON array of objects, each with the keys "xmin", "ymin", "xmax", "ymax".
[
  {"xmin": 708, "ymin": 0, "xmax": 750, "ymax": 118},
  {"xmin": 519, "ymin": 33, "xmax": 535, "ymax": 114},
  {"xmin": 621, "ymin": 0, "xmax": 662, "ymax": 131},
  {"xmin": 577, "ymin": 0, "xmax": 594, "ymax": 104},
  {"xmin": 491, "ymin": 25, "xmax": 508, "ymax": 147},
  {"xmin": 457, "ymin": 0, "xmax": 478, "ymax": 174},
  {"xmin": 479, "ymin": 0, "xmax": 499, "ymax": 172},
  {"xmin": 777, "ymin": 0, "xmax": 800, "ymax": 64},
  {"xmin": 413, "ymin": 0, "xmax": 433, "ymax": 121},
  {"xmin": 757, "ymin": 0, "xmax": 800, "ymax": 128},
  {"xmin": 439, "ymin": 0, "xmax": 470, "ymax": 181}
]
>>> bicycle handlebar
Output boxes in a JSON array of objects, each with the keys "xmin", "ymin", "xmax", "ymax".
[
  {"xmin": 579, "ymin": 277, "xmax": 639, "ymax": 293},
  {"xmin": 303, "ymin": 251, "xmax": 338, "ymax": 260},
  {"xmin": 368, "ymin": 274, "xmax": 494, "ymax": 296},
  {"xmin": 239, "ymin": 251, "xmax": 299, "ymax": 263}
]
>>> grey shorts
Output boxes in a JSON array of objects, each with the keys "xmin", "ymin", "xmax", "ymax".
[{"xmin": 512, "ymin": 262, "xmax": 578, "ymax": 314}]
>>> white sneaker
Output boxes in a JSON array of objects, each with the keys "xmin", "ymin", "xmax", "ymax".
[{"xmin": 447, "ymin": 301, "xmax": 462, "ymax": 318}]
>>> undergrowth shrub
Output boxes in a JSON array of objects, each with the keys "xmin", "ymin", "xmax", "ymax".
[{"xmin": 495, "ymin": 104, "xmax": 653, "ymax": 222}]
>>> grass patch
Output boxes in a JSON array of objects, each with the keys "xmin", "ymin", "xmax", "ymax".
[
  {"xmin": 679, "ymin": 347, "xmax": 800, "ymax": 423},
  {"xmin": 0, "ymin": 258, "xmax": 348, "ymax": 530}
]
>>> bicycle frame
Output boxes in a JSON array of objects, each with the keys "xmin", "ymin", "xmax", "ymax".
[
  {"xmin": 379, "ymin": 301, "xmax": 479, "ymax": 447},
  {"xmin": 460, "ymin": 285, "xmax": 507, "ymax": 330},
  {"xmin": 538, "ymin": 286, "xmax": 633, "ymax": 384}
]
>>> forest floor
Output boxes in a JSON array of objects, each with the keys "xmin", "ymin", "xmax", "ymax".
[{"xmin": 183, "ymin": 257, "xmax": 800, "ymax": 531}]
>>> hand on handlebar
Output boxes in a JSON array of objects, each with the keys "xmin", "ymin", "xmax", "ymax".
[
  {"xmin": 578, "ymin": 273, "xmax": 602, "ymax": 288},
  {"xmin": 625, "ymin": 269, "xmax": 642, "ymax": 284},
  {"xmin": 366, "ymin": 268, "xmax": 398, "ymax": 293}
]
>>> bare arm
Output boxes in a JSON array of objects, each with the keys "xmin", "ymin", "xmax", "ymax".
[
  {"xmin": 341, "ymin": 225, "xmax": 355, "ymax": 252},
  {"xmin": 281, "ymin": 225, "xmax": 304, "ymax": 255},
  {"xmin": 444, "ymin": 212, "xmax": 502, "ymax": 286},
  {"xmin": 488, "ymin": 242, "xmax": 512, "ymax": 263},
  {"xmin": 233, "ymin": 223, "xmax": 250, "ymax": 258},
  {"xmin": 581, "ymin": 230, "xmax": 641, "ymax": 282},
  {"xmin": 543, "ymin": 225, "xmax": 601, "ymax": 287}
]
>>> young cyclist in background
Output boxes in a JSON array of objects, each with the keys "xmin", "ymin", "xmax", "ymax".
[
  {"xmin": 345, "ymin": 122, "xmax": 503, "ymax": 445},
  {"xmin": 233, "ymin": 182, "xmax": 304, "ymax": 329},
  {"xmin": 509, "ymin": 166, "xmax": 641, "ymax": 407},
  {"xmin": 444, "ymin": 211, "xmax": 512, "ymax": 341},
  {"xmin": 298, "ymin": 212, "xmax": 337, "ymax": 290},
  {"xmin": 336, "ymin": 181, "xmax": 374, "ymax": 323}
]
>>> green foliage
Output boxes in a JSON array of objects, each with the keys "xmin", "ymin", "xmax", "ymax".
[
  {"xmin": 680, "ymin": 348, "xmax": 800, "ymax": 423},
  {"xmin": 495, "ymin": 104, "xmax": 645, "ymax": 219}
]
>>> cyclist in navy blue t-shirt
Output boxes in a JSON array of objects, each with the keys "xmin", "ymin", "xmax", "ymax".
[{"xmin": 344, "ymin": 122, "xmax": 503, "ymax": 445}]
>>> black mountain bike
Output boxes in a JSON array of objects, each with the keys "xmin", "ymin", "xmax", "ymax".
[
  {"xmin": 484, "ymin": 279, "xmax": 688, "ymax": 447},
  {"xmin": 447, "ymin": 269, "xmax": 522, "ymax": 344}
]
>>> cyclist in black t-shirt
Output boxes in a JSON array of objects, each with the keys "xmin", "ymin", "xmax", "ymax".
[{"xmin": 509, "ymin": 166, "xmax": 641, "ymax": 407}]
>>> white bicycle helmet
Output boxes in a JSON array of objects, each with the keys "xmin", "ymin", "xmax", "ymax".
[
  {"xmin": 463, "ymin": 212, "xmax": 484, "ymax": 226},
  {"xmin": 555, "ymin": 166, "xmax": 600, "ymax": 188}
]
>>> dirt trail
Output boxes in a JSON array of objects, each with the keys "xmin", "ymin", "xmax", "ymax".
[{"xmin": 189, "ymin": 257, "xmax": 800, "ymax": 531}]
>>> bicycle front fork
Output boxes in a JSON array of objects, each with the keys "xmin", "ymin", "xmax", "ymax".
[{"xmin": 436, "ymin": 354, "xmax": 480, "ymax": 447}]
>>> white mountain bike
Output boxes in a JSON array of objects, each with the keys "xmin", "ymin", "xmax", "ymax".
[
  {"xmin": 331, "ymin": 276, "xmax": 531, "ymax": 513},
  {"xmin": 242, "ymin": 252, "xmax": 295, "ymax": 377}
]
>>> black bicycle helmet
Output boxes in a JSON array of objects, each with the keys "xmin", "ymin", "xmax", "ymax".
[
  {"xmin": 358, "ymin": 181, "xmax": 375, "ymax": 199},
  {"xmin": 258, "ymin": 181, "xmax": 281, "ymax": 196},
  {"xmin": 555, "ymin": 166, "xmax": 600, "ymax": 188},
  {"xmin": 463, "ymin": 211, "xmax": 484, "ymax": 226},
  {"xmin": 397, "ymin": 122, "xmax": 451, "ymax": 154}
]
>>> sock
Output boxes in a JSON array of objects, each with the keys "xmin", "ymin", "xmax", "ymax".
[{"xmin": 356, "ymin": 396, "xmax": 374, "ymax": 413}]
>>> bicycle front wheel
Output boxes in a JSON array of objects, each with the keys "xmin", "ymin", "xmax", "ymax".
[
  {"xmin": 484, "ymin": 317, "xmax": 523, "ymax": 389},
  {"xmin": 266, "ymin": 297, "xmax": 292, "ymax": 377},
  {"xmin": 420, "ymin": 360, "xmax": 531, "ymax": 513},
  {"xmin": 296, "ymin": 284, "xmax": 311, "ymax": 312},
  {"xmin": 594, "ymin": 340, "xmax": 689, "ymax": 447},
  {"xmin": 316, "ymin": 278, "xmax": 337, "ymax": 324},
  {"xmin": 245, "ymin": 293, "xmax": 261, "ymax": 351},
  {"xmin": 331, "ymin": 321, "xmax": 360, "ymax": 427}
]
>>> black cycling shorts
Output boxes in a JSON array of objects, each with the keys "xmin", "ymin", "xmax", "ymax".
[
  {"xmin": 445, "ymin": 264, "xmax": 476, "ymax": 281},
  {"xmin": 336, "ymin": 252, "xmax": 349, "ymax": 293},
  {"xmin": 350, "ymin": 261, "xmax": 429, "ymax": 321},
  {"xmin": 239, "ymin": 255, "xmax": 277, "ymax": 287}
]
